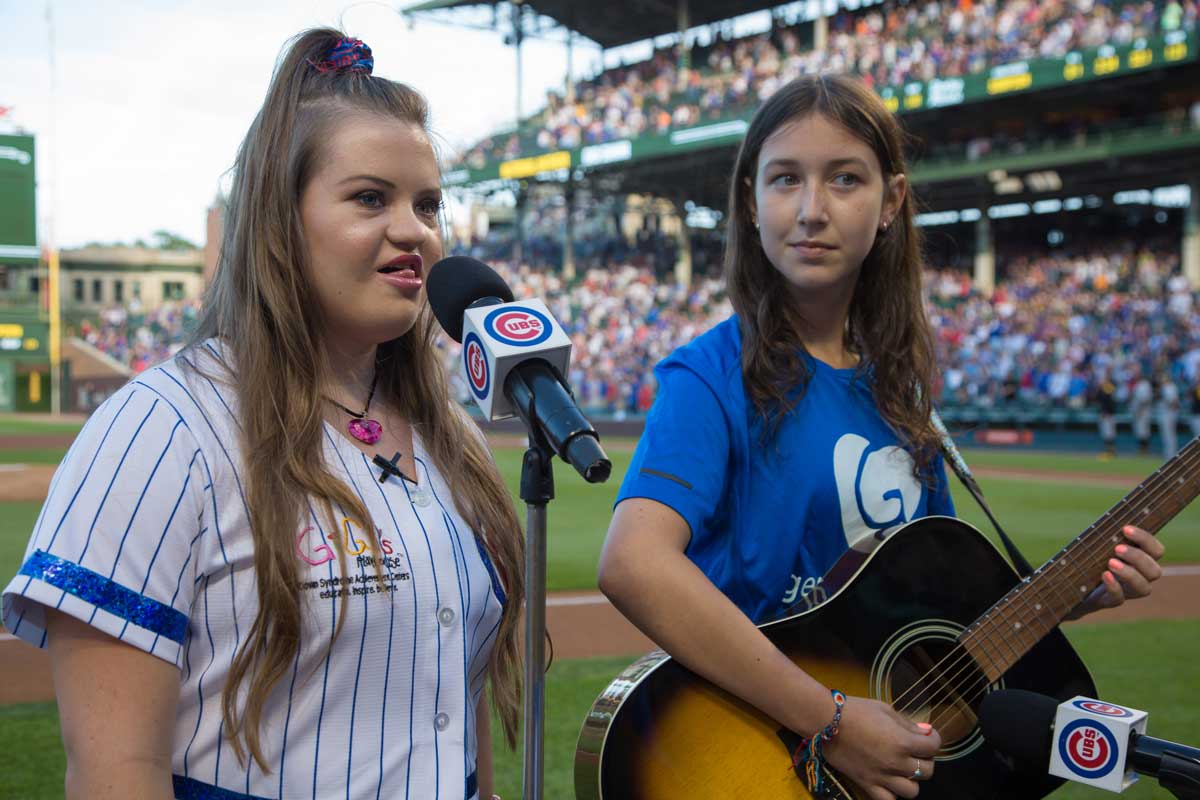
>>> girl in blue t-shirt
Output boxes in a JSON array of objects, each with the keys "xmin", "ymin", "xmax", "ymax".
[{"xmin": 598, "ymin": 74, "xmax": 1165, "ymax": 800}]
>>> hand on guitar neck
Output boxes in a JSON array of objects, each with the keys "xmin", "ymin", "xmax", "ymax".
[{"xmin": 1063, "ymin": 525, "xmax": 1165, "ymax": 620}]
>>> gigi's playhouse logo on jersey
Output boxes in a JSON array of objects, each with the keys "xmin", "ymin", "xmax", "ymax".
[
  {"xmin": 484, "ymin": 306, "xmax": 553, "ymax": 347},
  {"xmin": 1057, "ymin": 718, "xmax": 1121, "ymax": 779},
  {"xmin": 463, "ymin": 332, "xmax": 490, "ymax": 400},
  {"xmin": 1072, "ymin": 700, "xmax": 1135, "ymax": 718}
]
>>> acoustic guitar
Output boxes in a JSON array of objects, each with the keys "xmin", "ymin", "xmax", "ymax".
[{"xmin": 575, "ymin": 437, "xmax": 1199, "ymax": 799}]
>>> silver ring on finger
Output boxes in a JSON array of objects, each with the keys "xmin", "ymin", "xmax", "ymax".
[{"xmin": 910, "ymin": 758, "xmax": 924, "ymax": 781}]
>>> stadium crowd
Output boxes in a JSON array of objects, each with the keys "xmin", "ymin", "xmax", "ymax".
[
  {"xmin": 433, "ymin": 242, "xmax": 1200, "ymax": 416},
  {"xmin": 77, "ymin": 299, "xmax": 201, "ymax": 374},
  {"xmin": 76, "ymin": 241, "xmax": 1200, "ymax": 421},
  {"xmin": 927, "ymin": 243, "xmax": 1199, "ymax": 411},
  {"xmin": 459, "ymin": 0, "xmax": 1198, "ymax": 167}
]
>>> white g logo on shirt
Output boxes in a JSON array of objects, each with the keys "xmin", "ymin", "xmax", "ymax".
[{"xmin": 833, "ymin": 433, "xmax": 922, "ymax": 553}]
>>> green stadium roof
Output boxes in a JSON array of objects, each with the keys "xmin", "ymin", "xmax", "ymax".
[{"xmin": 402, "ymin": 0, "xmax": 789, "ymax": 49}]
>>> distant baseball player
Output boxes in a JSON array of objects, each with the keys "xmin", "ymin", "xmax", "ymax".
[
  {"xmin": 2, "ymin": 29, "xmax": 520, "ymax": 800},
  {"xmin": 1158, "ymin": 372, "xmax": 1181, "ymax": 459},
  {"xmin": 1130, "ymin": 369, "xmax": 1154, "ymax": 455},
  {"xmin": 1094, "ymin": 371, "xmax": 1119, "ymax": 459},
  {"xmin": 1192, "ymin": 377, "xmax": 1200, "ymax": 439}
]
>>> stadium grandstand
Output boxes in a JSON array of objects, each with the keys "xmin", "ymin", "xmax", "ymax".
[
  {"xmin": 401, "ymin": 0, "xmax": 1200, "ymax": 451},
  {"xmin": 9, "ymin": 0, "xmax": 1199, "ymax": 443}
]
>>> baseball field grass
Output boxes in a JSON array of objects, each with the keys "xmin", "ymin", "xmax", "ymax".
[
  {"xmin": 1, "ymin": 426, "xmax": 1197, "ymax": 799},
  {"xmin": 2, "ymin": 621, "xmax": 1196, "ymax": 799}
]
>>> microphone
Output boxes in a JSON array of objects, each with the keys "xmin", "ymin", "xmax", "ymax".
[
  {"xmin": 372, "ymin": 452, "xmax": 406, "ymax": 484},
  {"xmin": 980, "ymin": 689, "xmax": 1200, "ymax": 797},
  {"xmin": 426, "ymin": 256, "xmax": 611, "ymax": 484}
]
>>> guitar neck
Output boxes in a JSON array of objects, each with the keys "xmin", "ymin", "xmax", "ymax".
[{"xmin": 960, "ymin": 437, "xmax": 1200, "ymax": 682}]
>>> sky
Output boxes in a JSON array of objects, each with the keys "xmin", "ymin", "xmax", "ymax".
[{"xmin": 0, "ymin": 0, "xmax": 619, "ymax": 249}]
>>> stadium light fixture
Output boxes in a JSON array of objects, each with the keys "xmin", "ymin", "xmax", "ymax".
[
  {"xmin": 1152, "ymin": 184, "xmax": 1191, "ymax": 208},
  {"xmin": 914, "ymin": 210, "xmax": 961, "ymax": 227},
  {"xmin": 686, "ymin": 206, "xmax": 722, "ymax": 229},
  {"xmin": 1114, "ymin": 189, "xmax": 1152, "ymax": 205},
  {"xmin": 988, "ymin": 202, "xmax": 1031, "ymax": 219}
]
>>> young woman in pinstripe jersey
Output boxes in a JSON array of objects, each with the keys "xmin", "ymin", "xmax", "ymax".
[{"xmin": 3, "ymin": 28, "xmax": 519, "ymax": 800}]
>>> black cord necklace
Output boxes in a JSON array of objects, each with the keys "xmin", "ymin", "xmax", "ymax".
[{"xmin": 326, "ymin": 370, "xmax": 382, "ymax": 445}]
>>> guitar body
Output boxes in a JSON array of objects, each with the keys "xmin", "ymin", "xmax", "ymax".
[{"xmin": 575, "ymin": 516, "xmax": 1097, "ymax": 799}]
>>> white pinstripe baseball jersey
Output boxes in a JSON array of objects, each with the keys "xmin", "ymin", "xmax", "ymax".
[{"xmin": 2, "ymin": 341, "xmax": 505, "ymax": 800}]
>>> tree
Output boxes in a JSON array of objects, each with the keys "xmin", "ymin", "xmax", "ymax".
[
  {"xmin": 150, "ymin": 230, "xmax": 198, "ymax": 251},
  {"xmin": 80, "ymin": 231, "xmax": 199, "ymax": 251}
]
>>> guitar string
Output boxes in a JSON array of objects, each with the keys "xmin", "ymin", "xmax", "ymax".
[
  {"xmin": 805, "ymin": 443, "xmax": 1199, "ymax": 798},
  {"xmin": 916, "ymin": 442, "xmax": 1200, "ymax": 728},
  {"xmin": 922, "ymin": 454, "xmax": 1200, "ymax": 737},
  {"xmin": 672, "ymin": 443, "xmax": 1198, "ymax": 796},
  {"xmin": 885, "ymin": 440, "xmax": 1200, "ymax": 732},
  {"xmin": 888, "ymin": 437, "xmax": 1200, "ymax": 716},
  {"xmin": 883, "ymin": 444, "xmax": 1197, "ymax": 726},
  {"xmin": 901, "ymin": 444, "xmax": 1200, "ymax": 739},
  {"xmin": 906, "ymin": 442, "xmax": 1200, "ymax": 730},
  {"xmin": 816, "ymin": 762, "xmax": 855, "ymax": 800}
]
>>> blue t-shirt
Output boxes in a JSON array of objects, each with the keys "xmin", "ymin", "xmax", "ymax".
[{"xmin": 617, "ymin": 317, "xmax": 955, "ymax": 623}]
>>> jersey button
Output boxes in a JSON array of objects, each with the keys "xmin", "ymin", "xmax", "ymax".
[
  {"xmin": 438, "ymin": 607, "xmax": 455, "ymax": 627},
  {"xmin": 410, "ymin": 488, "xmax": 431, "ymax": 507},
  {"xmin": 434, "ymin": 712, "xmax": 450, "ymax": 732}
]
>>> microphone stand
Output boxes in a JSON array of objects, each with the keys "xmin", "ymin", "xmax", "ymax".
[
  {"xmin": 502, "ymin": 358, "xmax": 610, "ymax": 800},
  {"xmin": 519, "ymin": 424, "xmax": 554, "ymax": 800}
]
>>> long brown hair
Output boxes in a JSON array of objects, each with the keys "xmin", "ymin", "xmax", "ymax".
[
  {"xmin": 189, "ymin": 27, "xmax": 523, "ymax": 769},
  {"xmin": 724, "ymin": 73, "xmax": 941, "ymax": 476}
]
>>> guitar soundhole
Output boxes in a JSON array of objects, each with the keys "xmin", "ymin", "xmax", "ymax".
[{"xmin": 871, "ymin": 620, "xmax": 999, "ymax": 760}]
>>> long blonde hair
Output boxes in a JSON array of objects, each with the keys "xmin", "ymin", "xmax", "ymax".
[{"xmin": 189, "ymin": 27, "xmax": 523, "ymax": 769}]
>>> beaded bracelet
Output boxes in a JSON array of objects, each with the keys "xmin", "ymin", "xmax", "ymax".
[{"xmin": 791, "ymin": 689, "xmax": 846, "ymax": 794}]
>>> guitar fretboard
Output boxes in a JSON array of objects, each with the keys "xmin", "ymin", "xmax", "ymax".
[{"xmin": 960, "ymin": 436, "xmax": 1200, "ymax": 682}]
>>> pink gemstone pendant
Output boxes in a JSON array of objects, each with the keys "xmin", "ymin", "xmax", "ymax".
[{"xmin": 348, "ymin": 418, "xmax": 383, "ymax": 445}]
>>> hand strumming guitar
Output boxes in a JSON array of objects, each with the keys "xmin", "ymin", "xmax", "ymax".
[{"xmin": 820, "ymin": 696, "xmax": 941, "ymax": 800}]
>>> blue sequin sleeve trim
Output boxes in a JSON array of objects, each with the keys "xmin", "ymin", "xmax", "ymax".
[
  {"xmin": 19, "ymin": 550, "xmax": 189, "ymax": 644},
  {"xmin": 474, "ymin": 538, "xmax": 507, "ymax": 607},
  {"xmin": 172, "ymin": 775, "xmax": 273, "ymax": 799}
]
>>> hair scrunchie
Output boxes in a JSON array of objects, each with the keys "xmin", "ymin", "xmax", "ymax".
[{"xmin": 309, "ymin": 37, "xmax": 374, "ymax": 74}]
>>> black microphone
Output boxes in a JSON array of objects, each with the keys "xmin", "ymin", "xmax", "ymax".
[
  {"xmin": 425, "ymin": 255, "xmax": 514, "ymax": 340},
  {"xmin": 980, "ymin": 689, "xmax": 1200, "ymax": 796},
  {"xmin": 426, "ymin": 256, "xmax": 611, "ymax": 484}
]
